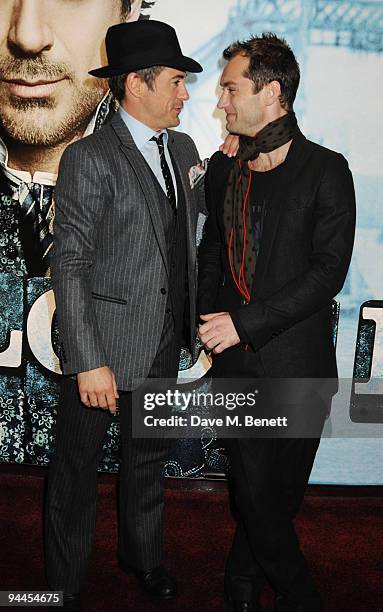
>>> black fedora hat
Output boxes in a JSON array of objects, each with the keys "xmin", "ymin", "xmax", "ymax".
[{"xmin": 89, "ymin": 20, "xmax": 202, "ymax": 78}]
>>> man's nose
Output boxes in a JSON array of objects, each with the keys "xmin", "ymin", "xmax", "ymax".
[
  {"xmin": 179, "ymin": 83, "xmax": 190, "ymax": 101},
  {"xmin": 8, "ymin": 0, "xmax": 53, "ymax": 56},
  {"xmin": 217, "ymin": 91, "xmax": 229, "ymax": 110}
]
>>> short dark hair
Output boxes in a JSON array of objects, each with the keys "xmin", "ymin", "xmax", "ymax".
[
  {"xmin": 120, "ymin": 1, "xmax": 156, "ymax": 19},
  {"xmin": 109, "ymin": 66, "xmax": 164, "ymax": 102},
  {"xmin": 223, "ymin": 33, "xmax": 300, "ymax": 110}
]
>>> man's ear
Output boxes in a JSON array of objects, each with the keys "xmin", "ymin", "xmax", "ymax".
[
  {"xmin": 126, "ymin": 0, "xmax": 144, "ymax": 22},
  {"xmin": 125, "ymin": 72, "xmax": 145, "ymax": 98},
  {"xmin": 264, "ymin": 80, "xmax": 282, "ymax": 107}
]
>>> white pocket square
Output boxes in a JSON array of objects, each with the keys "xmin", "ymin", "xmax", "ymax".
[{"xmin": 189, "ymin": 158, "xmax": 209, "ymax": 189}]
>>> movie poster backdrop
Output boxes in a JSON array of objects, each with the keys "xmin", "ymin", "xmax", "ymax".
[{"xmin": 1, "ymin": 0, "xmax": 383, "ymax": 482}]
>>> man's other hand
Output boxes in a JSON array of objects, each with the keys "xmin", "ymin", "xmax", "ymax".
[
  {"xmin": 219, "ymin": 134, "xmax": 239, "ymax": 158},
  {"xmin": 199, "ymin": 312, "xmax": 240, "ymax": 354},
  {"xmin": 77, "ymin": 367, "xmax": 119, "ymax": 414}
]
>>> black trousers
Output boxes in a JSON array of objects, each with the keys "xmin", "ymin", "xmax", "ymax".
[
  {"xmin": 224, "ymin": 436, "xmax": 323, "ymax": 608},
  {"xmin": 45, "ymin": 323, "xmax": 180, "ymax": 593},
  {"xmin": 212, "ymin": 348, "xmax": 327, "ymax": 609}
]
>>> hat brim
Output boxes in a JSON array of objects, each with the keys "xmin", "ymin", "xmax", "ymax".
[{"xmin": 89, "ymin": 55, "xmax": 202, "ymax": 78}]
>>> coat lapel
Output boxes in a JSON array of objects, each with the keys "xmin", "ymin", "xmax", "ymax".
[
  {"xmin": 167, "ymin": 130, "xmax": 198, "ymax": 351},
  {"xmin": 167, "ymin": 131, "xmax": 197, "ymax": 284},
  {"xmin": 251, "ymin": 131, "xmax": 310, "ymax": 296},
  {"xmin": 110, "ymin": 114, "xmax": 169, "ymax": 277}
]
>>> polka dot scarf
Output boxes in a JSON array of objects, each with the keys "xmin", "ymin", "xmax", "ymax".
[{"xmin": 224, "ymin": 111, "xmax": 299, "ymax": 302}]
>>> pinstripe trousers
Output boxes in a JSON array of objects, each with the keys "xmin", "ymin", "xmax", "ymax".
[{"xmin": 45, "ymin": 316, "xmax": 180, "ymax": 593}]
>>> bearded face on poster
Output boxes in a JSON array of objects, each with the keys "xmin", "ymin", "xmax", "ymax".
[{"xmin": 0, "ymin": 0, "xmax": 156, "ymax": 276}]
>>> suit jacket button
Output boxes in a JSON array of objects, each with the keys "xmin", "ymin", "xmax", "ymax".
[{"xmin": 161, "ymin": 288, "xmax": 167, "ymax": 295}]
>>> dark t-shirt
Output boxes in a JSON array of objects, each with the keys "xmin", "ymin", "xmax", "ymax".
[
  {"xmin": 212, "ymin": 161, "xmax": 288, "ymax": 376},
  {"xmin": 249, "ymin": 162, "xmax": 286, "ymax": 261}
]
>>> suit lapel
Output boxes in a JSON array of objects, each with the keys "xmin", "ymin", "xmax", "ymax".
[
  {"xmin": 167, "ymin": 131, "xmax": 197, "ymax": 282},
  {"xmin": 167, "ymin": 131, "xmax": 199, "ymax": 351},
  {"xmin": 252, "ymin": 131, "xmax": 310, "ymax": 296},
  {"xmin": 110, "ymin": 114, "xmax": 169, "ymax": 277}
]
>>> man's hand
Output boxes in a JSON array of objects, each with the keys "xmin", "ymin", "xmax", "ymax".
[
  {"xmin": 77, "ymin": 366, "xmax": 119, "ymax": 414},
  {"xmin": 198, "ymin": 312, "xmax": 240, "ymax": 354},
  {"xmin": 219, "ymin": 134, "xmax": 239, "ymax": 158}
]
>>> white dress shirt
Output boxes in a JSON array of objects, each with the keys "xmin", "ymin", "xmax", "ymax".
[{"xmin": 118, "ymin": 106, "xmax": 178, "ymax": 205}]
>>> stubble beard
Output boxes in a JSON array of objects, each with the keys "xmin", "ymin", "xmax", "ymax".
[
  {"xmin": 226, "ymin": 113, "xmax": 240, "ymax": 134},
  {"xmin": 0, "ymin": 56, "xmax": 108, "ymax": 147},
  {"xmin": 227, "ymin": 121, "xmax": 241, "ymax": 136},
  {"xmin": 169, "ymin": 115, "xmax": 181, "ymax": 128},
  {"xmin": 0, "ymin": 81, "xmax": 107, "ymax": 147},
  {"xmin": 227, "ymin": 120, "xmax": 260, "ymax": 138},
  {"xmin": 227, "ymin": 106, "xmax": 263, "ymax": 137}
]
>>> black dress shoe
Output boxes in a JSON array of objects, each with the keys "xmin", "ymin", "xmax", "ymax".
[
  {"xmin": 226, "ymin": 597, "xmax": 261, "ymax": 612},
  {"xmin": 135, "ymin": 566, "xmax": 177, "ymax": 599},
  {"xmin": 62, "ymin": 593, "xmax": 81, "ymax": 611},
  {"xmin": 230, "ymin": 601, "xmax": 259, "ymax": 612},
  {"xmin": 275, "ymin": 594, "xmax": 323, "ymax": 612}
]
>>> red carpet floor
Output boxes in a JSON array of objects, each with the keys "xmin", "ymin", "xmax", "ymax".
[{"xmin": 0, "ymin": 471, "xmax": 382, "ymax": 612}]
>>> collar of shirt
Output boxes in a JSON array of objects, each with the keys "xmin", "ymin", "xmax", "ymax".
[
  {"xmin": 0, "ymin": 92, "xmax": 111, "ymax": 187},
  {"xmin": 0, "ymin": 134, "xmax": 56, "ymax": 187},
  {"xmin": 118, "ymin": 106, "xmax": 177, "ymax": 205},
  {"xmin": 118, "ymin": 106, "xmax": 168, "ymax": 150}
]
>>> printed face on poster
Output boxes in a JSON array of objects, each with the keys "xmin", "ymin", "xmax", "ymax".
[{"xmin": 0, "ymin": 1, "xmax": 153, "ymax": 171}]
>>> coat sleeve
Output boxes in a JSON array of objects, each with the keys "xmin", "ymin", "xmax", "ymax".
[
  {"xmin": 229, "ymin": 153, "xmax": 356, "ymax": 350},
  {"xmin": 51, "ymin": 141, "xmax": 109, "ymax": 374}
]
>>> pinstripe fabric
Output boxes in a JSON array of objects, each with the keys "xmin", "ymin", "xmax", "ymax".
[
  {"xmin": 46, "ymin": 114, "xmax": 201, "ymax": 592},
  {"xmin": 45, "ymin": 380, "xmax": 113, "ymax": 592},
  {"xmin": 46, "ymin": 369, "xmax": 178, "ymax": 591},
  {"xmin": 118, "ymin": 322, "xmax": 181, "ymax": 573},
  {"xmin": 45, "ymin": 214, "xmax": 183, "ymax": 590},
  {"xmin": 51, "ymin": 113, "xmax": 201, "ymax": 391}
]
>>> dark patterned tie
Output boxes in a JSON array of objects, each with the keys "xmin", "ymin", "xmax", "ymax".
[
  {"xmin": 151, "ymin": 134, "xmax": 177, "ymax": 214},
  {"xmin": 18, "ymin": 182, "xmax": 53, "ymax": 276}
]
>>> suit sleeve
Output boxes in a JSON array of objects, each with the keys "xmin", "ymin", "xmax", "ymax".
[
  {"xmin": 52, "ymin": 142, "xmax": 109, "ymax": 374},
  {"xmin": 230, "ymin": 153, "xmax": 356, "ymax": 350},
  {"xmin": 197, "ymin": 155, "xmax": 223, "ymax": 316}
]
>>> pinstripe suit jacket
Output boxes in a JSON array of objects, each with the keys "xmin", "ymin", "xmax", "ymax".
[{"xmin": 52, "ymin": 113, "xmax": 201, "ymax": 390}]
